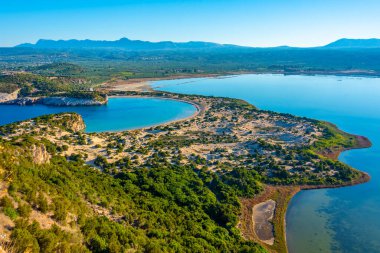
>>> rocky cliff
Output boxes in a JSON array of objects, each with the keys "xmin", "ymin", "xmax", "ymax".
[{"xmin": 1, "ymin": 95, "xmax": 108, "ymax": 106}]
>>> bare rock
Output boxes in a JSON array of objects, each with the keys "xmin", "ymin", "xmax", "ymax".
[{"xmin": 31, "ymin": 144, "xmax": 50, "ymax": 164}]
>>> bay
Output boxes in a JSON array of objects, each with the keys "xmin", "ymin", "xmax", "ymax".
[{"xmin": 0, "ymin": 97, "xmax": 196, "ymax": 132}]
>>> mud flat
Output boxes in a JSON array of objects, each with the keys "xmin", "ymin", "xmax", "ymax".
[{"xmin": 252, "ymin": 199, "xmax": 276, "ymax": 245}]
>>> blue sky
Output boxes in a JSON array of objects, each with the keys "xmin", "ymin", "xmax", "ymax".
[{"xmin": 1, "ymin": 0, "xmax": 380, "ymax": 47}]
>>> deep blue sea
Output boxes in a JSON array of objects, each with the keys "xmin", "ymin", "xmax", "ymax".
[
  {"xmin": 152, "ymin": 74, "xmax": 380, "ymax": 253},
  {"xmin": 0, "ymin": 97, "xmax": 196, "ymax": 132}
]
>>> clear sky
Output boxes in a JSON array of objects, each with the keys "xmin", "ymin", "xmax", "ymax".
[{"xmin": 1, "ymin": 0, "xmax": 380, "ymax": 47}]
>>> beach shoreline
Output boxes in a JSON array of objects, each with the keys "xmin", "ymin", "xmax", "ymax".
[
  {"xmin": 102, "ymin": 73, "xmax": 226, "ymax": 92},
  {"xmin": 102, "ymin": 71, "xmax": 380, "ymax": 94}
]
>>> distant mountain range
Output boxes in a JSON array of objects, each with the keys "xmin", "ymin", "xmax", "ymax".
[
  {"xmin": 324, "ymin": 38, "xmax": 380, "ymax": 49},
  {"xmin": 15, "ymin": 38, "xmax": 380, "ymax": 50},
  {"xmin": 16, "ymin": 38, "xmax": 242, "ymax": 51}
]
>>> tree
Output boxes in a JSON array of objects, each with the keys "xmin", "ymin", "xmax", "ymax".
[
  {"xmin": 18, "ymin": 204, "xmax": 32, "ymax": 218},
  {"xmin": 11, "ymin": 229, "xmax": 40, "ymax": 253}
]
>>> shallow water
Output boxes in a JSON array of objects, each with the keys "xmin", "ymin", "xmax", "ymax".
[
  {"xmin": 0, "ymin": 97, "xmax": 196, "ymax": 132},
  {"xmin": 153, "ymin": 74, "xmax": 380, "ymax": 253}
]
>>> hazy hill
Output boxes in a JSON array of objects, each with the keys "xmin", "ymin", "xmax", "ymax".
[
  {"xmin": 16, "ymin": 38, "xmax": 242, "ymax": 51},
  {"xmin": 324, "ymin": 38, "xmax": 380, "ymax": 48},
  {"xmin": 4, "ymin": 38, "xmax": 380, "ymax": 78},
  {"xmin": 17, "ymin": 37, "xmax": 380, "ymax": 51}
]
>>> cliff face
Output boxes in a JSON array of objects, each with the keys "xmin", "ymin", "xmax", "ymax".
[{"xmin": 1, "ymin": 95, "xmax": 108, "ymax": 106}]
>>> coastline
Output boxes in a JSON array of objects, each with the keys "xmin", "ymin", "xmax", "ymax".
[
  {"xmin": 240, "ymin": 134, "xmax": 371, "ymax": 253},
  {"xmin": 103, "ymin": 71, "xmax": 380, "ymax": 94},
  {"xmin": 126, "ymin": 75, "xmax": 374, "ymax": 253},
  {"xmin": 102, "ymin": 73, "xmax": 226, "ymax": 92}
]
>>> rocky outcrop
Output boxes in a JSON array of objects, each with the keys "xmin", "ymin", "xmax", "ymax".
[
  {"xmin": 63, "ymin": 114, "xmax": 86, "ymax": 132},
  {"xmin": 31, "ymin": 144, "xmax": 50, "ymax": 164},
  {"xmin": 47, "ymin": 113, "xmax": 86, "ymax": 132}
]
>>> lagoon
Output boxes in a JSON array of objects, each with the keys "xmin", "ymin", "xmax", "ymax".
[
  {"xmin": 153, "ymin": 74, "xmax": 380, "ymax": 253},
  {"xmin": 0, "ymin": 97, "xmax": 196, "ymax": 132}
]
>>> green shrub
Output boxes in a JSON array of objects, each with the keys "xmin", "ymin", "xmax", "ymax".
[
  {"xmin": 4, "ymin": 207, "xmax": 18, "ymax": 220},
  {"xmin": 18, "ymin": 204, "xmax": 32, "ymax": 218}
]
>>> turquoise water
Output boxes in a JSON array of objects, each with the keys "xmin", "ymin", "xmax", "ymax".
[
  {"xmin": 153, "ymin": 74, "xmax": 380, "ymax": 253},
  {"xmin": 0, "ymin": 97, "xmax": 196, "ymax": 132}
]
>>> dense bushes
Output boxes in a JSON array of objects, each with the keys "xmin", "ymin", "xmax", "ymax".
[
  {"xmin": 11, "ymin": 220, "xmax": 89, "ymax": 253},
  {"xmin": 0, "ymin": 142, "xmax": 265, "ymax": 252}
]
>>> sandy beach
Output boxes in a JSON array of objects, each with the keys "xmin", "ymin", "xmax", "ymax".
[{"xmin": 102, "ymin": 73, "xmax": 224, "ymax": 92}]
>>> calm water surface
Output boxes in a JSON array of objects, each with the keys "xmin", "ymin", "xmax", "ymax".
[
  {"xmin": 0, "ymin": 97, "xmax": 196, "ymax": 132},
  {"xmin": 153, "ymin": 74, "xmax": 380, "ymax": 253}
]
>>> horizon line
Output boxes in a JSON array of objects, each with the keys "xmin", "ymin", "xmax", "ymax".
[{"xmin": 3, "ymin": 37, "xmax": 380, "ymax": 49}]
